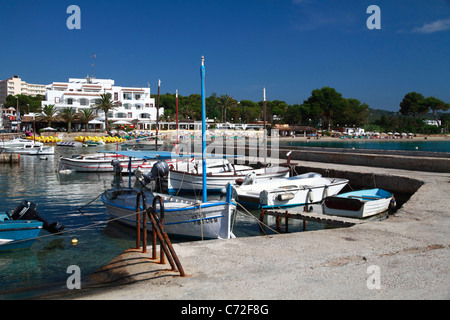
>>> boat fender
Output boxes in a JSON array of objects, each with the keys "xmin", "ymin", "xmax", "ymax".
[
  {"xmin": 388, "ymin": 197, "xmax": 397, "ymax": 214},
  {"xmin": 307, "ymin": 189, "xmax": 314, "ymax": 203},
  {"xmin": 241, "ymin": 172, "xmax": 256, "ymax": 185}
]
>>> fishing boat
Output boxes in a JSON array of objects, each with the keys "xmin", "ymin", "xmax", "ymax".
[
  {"xmin": 58, "ymin": 153, "xmax": 149, "ymax": 173},
  {"xmin": 322, "ymin": 188, "xmax": 396, "ymax": 218},
  {"xmin": 0, "ymin": 138, "xmax": 55, "ymax": 155},
  {"xmin": 1, "ymin": 200, "xmax": 64, "ymax": 251},
  {"xmin": 168, "ymin": 163, "xmax": 290, "ymax": 194},
  {"xmin": 100, "ymin": 57, "xmax": 237, "ymax": 240},
  {"xmin": 233, "ymin": 172, "xmax": 349, "ymax": 209}
]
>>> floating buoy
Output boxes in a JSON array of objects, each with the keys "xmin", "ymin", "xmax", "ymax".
[
  {"xmin": 415, "ymin": 146, "xmax": 419, "ymax": 150},
  {"xmin": 71, "ymin": 238, "xmax": 78, "ymax": 245}
]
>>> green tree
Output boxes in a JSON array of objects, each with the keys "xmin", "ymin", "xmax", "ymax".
[
  {"xmin": 37, "ymin": 104, "xmax": 59, "ymax": 127},
  {"xmin": 94, "ymin": 93, "xmax": 117, "ymax": 131},
  {"xmin": 77, "ymin": 108, "xmax": 97, "ymax": 132},
  {"xmin": 303, "ymin": 87, "xmax": 344, "ymax": 131},
  {"xmin": 423, "ymin": 96, "xmax": 449, "ymax": 125},
  {"xmin": 59, "ymin": 107, "xmax": 78, "ymax": 133},
  {"xmin": 216, "ymin": 94, "xmax": 237, "ymax": 122},
  {"xmin": 399, "ymin": 92, "xmax": 427, "ymax": 118}
]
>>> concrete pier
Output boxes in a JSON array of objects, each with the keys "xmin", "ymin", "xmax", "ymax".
[{"xmin": 70, "ymin": 153, "xmax": 449, "ymax": 300}]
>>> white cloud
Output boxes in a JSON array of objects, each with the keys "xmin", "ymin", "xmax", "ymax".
[{"xmin": 413, "ymin": 18, "xmax": 450, "ymax": 34}]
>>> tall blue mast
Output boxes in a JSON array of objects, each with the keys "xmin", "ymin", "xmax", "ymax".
[{"xmin": 201, "ymin": 56, "xmax": 207, "ymax": 203}]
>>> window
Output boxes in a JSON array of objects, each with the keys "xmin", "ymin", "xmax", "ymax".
[
  {"xmin": 67, "ymin": 98, "xmax": 73, "ymax": 105},
  {"xmin": 128, "ymin": 112, "xmax": 132, "ymax": 118},
  {"xmin": 114, "ymin": 92, "xmax": 118, "ymax": 100},
  {"xmin": 123, "ymin": 103, "xmax": 131, "ymax": 110},
  {"xmin": 116, "ymin": 112, "xmax": 126, "ymax": 119},
  {"xmin": 123, "ymin": 93, "xmax": 132, "ymax": 100},
  {"xmin": 134, "ymin": 94, "xmax": 141, "ymax": 100},
  {"xmin": 80, "ymin": 98, "xmax": 89, "ymax": 106}
]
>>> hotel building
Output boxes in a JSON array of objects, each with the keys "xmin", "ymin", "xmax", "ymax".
[
  {"xmin": 42, "ymin": 76, "xmax": 161, "ymax": 130},
  {"xmin": 0, "ymin": 75, "xmax": 46, "ymax": 104}
]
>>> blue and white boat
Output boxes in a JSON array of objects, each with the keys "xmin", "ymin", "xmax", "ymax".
[
  {"xmin": 322, "ymin": 188, "xmax": 396, "ymax": 218},
  {"xmin": 101, "ymin": 57, "xmax": 237, "ymax": 240},
  {"xmin": 0, "ymin": 201, "xmax": 65, "ymax": 251}
]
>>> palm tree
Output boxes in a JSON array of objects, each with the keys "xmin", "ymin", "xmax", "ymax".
[
  {"xmin": 59, "ymin": 107, "xmax": 78, "ymax": 133},
  {"xmin": 94, "ymin": 93, "xmax": 117, "ymax": 131},
  {"xmin": 37, "ymin": 104, "xmax": 59, "ymax": 127},
  {"xmin": 77, "ymin": 108, "xmax": 97, "ymax": 132},
  {"xmin": 216, "ymin": 95, "xmax": 237, "ymax": 122}
]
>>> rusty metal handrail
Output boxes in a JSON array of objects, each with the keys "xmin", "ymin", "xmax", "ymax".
[{"xmin": 135, "ymin": 191, "xmax": 185, "ymax": 277}]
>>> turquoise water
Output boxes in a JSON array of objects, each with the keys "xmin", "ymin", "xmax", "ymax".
[{"xmin": 277, "ymin": 139, "xmax": 450, "ymax": 153}]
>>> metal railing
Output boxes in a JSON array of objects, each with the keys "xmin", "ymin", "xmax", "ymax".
[{"xmin": 135, "ymin": 191, "xmax": 185, "ymax": 277}]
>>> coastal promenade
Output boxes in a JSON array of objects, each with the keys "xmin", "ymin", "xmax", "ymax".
[{"xmin": 68, "ymin": 153, "xmax": 450, "ymax": 300}]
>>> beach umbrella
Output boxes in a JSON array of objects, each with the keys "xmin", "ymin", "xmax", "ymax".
[
  {"xmin": 113, "ymin": 120, "xmax": 132, "ymax": 125},
  {"xmin": 42, "ymin": 127, "xmax": 57, "ymax": 131}
]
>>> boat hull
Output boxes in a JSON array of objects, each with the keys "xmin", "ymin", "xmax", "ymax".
[
  {"xmin": 0, "ymin": 219, "xmax": 43, "ymax": 251},
  {"xmin": 101, "ymin": 188, "xmax": 236, "ymax": 239},
  {"xmin": 167, "ymin": 166, "xmax": 290, "ymax": 194},
  {"xmin": 59, "ymin": 154, "xmax": 147, "ymax": 172},
  {"xmin": 0, "ymin": 146, "xmax": 55, "ymax": 155},
  {"xmin": 322, "ymin": 189, "xmax": 394, "ymax": 218}
]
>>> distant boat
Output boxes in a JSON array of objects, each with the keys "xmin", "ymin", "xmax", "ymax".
[
  {"xmin": 59, "ymin": 153, "xmax": 150, "ymax": 173},
  {"xmin": 233, "ymin": 172, "xmax": 348, "ymax": 209},
  {"xmin": 0, "ymin": 138, "xmax": 55, "ymax": 155},
  {"xmin": 322, "ymin": 188, "xmax": 396, "ymax": 218}
]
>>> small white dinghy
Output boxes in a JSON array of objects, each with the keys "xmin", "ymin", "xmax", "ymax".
[{"xmin": 322, "ymin": 188, "xmax": 396, "ymax": 218}]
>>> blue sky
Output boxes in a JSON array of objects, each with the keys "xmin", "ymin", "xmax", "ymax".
[{"xmin": 1, "ymin": 0, "xmax": 449, "ymax": 111}]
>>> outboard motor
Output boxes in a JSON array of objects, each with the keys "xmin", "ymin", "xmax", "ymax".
[
  {"xmin": 141, "ymin": 160, "xmax": 170, "ymax": 191},
  {"xmin": 111, "ymin": 159, "xmax": 123, "ymax": 175},
  {"xmin": 11, "ymin": 200, "xmax": 65, "ymax": 234}
]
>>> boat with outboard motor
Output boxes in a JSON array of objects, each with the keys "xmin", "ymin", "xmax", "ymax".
[
  {"xmin": 0, "ymin": 200, "xmax": 64, "ymax": 251},
  {"xmin": 102, "ymin": 58, "xmax": 237, "ymax": 240},
  {"xmin": 101, "ymin": 151, "xmax": 236, "ymax": 239}
]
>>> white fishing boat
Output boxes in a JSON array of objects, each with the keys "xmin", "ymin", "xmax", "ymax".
[
  {"xmin": 100, "ymin": 57, "xmax": 237, "ymax": 240},
  {"xmin": 322, "ymin": 188, "xmax": 395, "ymax": 218},
  {"xmin": 168, "ymin": 164, "xmax": 290, "ymax": 194},
  {"xmin": 58, "ymin": 153, "xmax": 149, "ymax": 173},
  {"xmin": 233, "ymin": 172, "xmax": 349, "ymax": 209},
  {"xmin": 0, "ymin": 138, "xmax": 55, "ymax": 155}
]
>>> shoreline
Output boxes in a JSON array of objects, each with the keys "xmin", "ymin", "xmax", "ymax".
[{"xmin": 3, "ymin": 131, "xmax": 447, "ymax": 142}]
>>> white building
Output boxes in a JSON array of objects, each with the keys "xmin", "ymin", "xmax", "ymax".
[
  {"xmin": 42, "ymin": 76, "xmax": 161, "ymax": 130},
  {"xmin": 0, "ymin": 75, "xmax": 46, "ymax": 104}
]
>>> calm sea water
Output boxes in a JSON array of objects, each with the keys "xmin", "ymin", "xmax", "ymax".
[{"xmin": 277, "ymin": 138, "xmax": 450, "ymax": 153}]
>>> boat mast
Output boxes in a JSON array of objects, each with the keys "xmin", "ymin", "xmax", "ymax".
[
  {"xmin": 176, "ymin": 89, "xmax": 179, "ymax": 154},
  {"xmin": 155, "ymin": 79, "xmax": 161, "ymax": 150},
  {"xmin": 263, "ymin": 87, "xmax": 267, "ymax": 173},
  {"xmin": 201, "ymin": 56, "xmax": 207, "ymax": 203}
]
